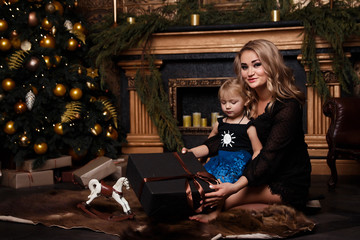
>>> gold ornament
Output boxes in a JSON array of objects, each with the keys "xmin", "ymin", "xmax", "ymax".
[
  {"xmin": 8, "ymin": 50, "xmax": 28, "ymax": 70},
  {"xmin": 10, "ymin": 37, "xmax": 21, "ymax": 49},
  {"xmin": 10, "ymin": 30, "xmax": 18, "ymax": 39},
  {"xmin": 34, "ymin": 142, "xmax": 48, "ymax": 155},
  {"xmin": 0, "ymin": 19, "xmax": 8, "ymax": 32},
  {"xmin": 106, "ymin": 126, "xmax": 118, "ymax": 140},
  {"xmin": 14, "ymin": 101, "xmax": 27, "ymax": 114},
  {"xmin": 18, "ymin": 132, "xmax": 31, "ymax": 147},
  {"xmin": 96, "ymin": 148, "xmax": 105, "ymax": 156},
  {"xmin": 54, "ymin": 123, "xmax": 64, "ymax": 135},
  {"xmin": 39, "ymin": 35, "xmax": 55, "ymax": 48},
  {"xmin": 73, "ymin": 22, "xmax": 86, "ymax": 34},
  {"xmin": 97, "ymin": 97, "xmax": 118, "ymax": 128},
  {"xmin": 67, "ymin": 37, "xmax": 78, "ymax": 51},
  {"xmin": 2, "ymin": 78, "xmax": 15, "ymax": 91},
  {"xmin": 52, "ymin": 1, "xmax": 64, "ymax": 15},
  {"xmin": 68, "ymin": 147, "xmax": 87, "ymax": 162},
  {"xmin": 102, "ymin": 109, "xmax": 111, "ymax": 121},
  {"xmin": 69, "ymin": 87, "xmax": 82, "ymax": 100},
  {"xmin": 53, "ymin": 55, "xmax": 62, "ymax": 67},
  {"xmin": 41, "ymin": 17, "xmax": 53, "ymax": 31},
  {"xmin": 4, "ymin": 120, "xmax": 16, "ymax": 135},
  {"xmin": 28, "ymin": 11, "xmax": 38, "ymax": 27},
  {"xmin": 86, "ymin": 81, "xmax": 98, "ymax": 90},
  {"xmin": 0, "ymin": 38, "xmax": 11, "ymax": 51},
  {"xmin": 86, "ymin": 68, "xmax": 99, "ymax": 78},
  {"xmin": 43, "ymin": 56, "xmax": 52, "ymax": 68},
  {"xmin": 61, "ymin": 101, "xmax": 82, "ymax": 123},
  {"xmin": 53, "ymin": 83, "xmax": 66, "ymax": 96},
  {"xmin": 90, "ymin": 123, "xmax": 102, "ymax": 136},
  {"xmin": 25, "ymin": 90, "xmax": 36, "ymax": 110}
]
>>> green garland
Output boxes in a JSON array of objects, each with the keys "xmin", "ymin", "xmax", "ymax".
[{"xmin": 87, "ymin": 0, "xmax": 360, "ymax": 151}]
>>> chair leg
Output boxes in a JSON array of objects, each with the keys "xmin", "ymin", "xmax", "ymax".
[{"xmin": 327, "ymin": 150, "xmax": 338, "ymax": 189}]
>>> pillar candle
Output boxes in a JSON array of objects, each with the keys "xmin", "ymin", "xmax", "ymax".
[
  {"xmin": 201, "ymin": 118, "xmax": 207, "ymax": 127},
  {"xmin": 192, "ymin": 112, "xmax": 201, "ymax": 127},
  {"xmin": 190, "ymin": 14, "xmax": 200, "ymax": 26},
  {"xmin": 271, "ymin": 10, "xmax": 280, "ymax": 22},
  {"xmin": 211, "ymin": 112, "xmax": 219, "ymax": 127},
  {"xmin": 183, "ymin": 115, "xmax": 191, "ymax": 127}
]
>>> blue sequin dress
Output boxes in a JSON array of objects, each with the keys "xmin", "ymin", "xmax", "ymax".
[{"xmin": 205, "ymin": 117, "xmax": 252, "ymax": 183}]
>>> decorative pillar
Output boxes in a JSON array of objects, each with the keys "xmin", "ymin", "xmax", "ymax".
[
  {"xmin": 118, "ymin": 60, "xmax": 164, "ymax": 153},
  {"xmin": 298, "ymin": 53, "xmax": 349, "ymax": 157}
]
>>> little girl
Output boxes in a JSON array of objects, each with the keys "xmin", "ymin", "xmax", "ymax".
[{"xmin": 182, "ymin": 78, "xmax": 262, "ymax": 221}]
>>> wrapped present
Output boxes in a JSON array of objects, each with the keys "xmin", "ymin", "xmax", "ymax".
[
  {"xmin": 73, "ymin": 156, "xmax": 117, "ymax": 187},
  {"xmin": 60, "ymin": 167, "xmax": 78, "ymax": 183},
  {"xmin": 17, "ymin": 155, "xmax": 72, "ymax": 172},
  {"xmin": 1, "ymin": 169, "xmax": 54, "ymax": 189},
  {"xmin": 126, "ymin": 152, "xmax": 218, "ymax": 220},
  {"xmin": 110, "ymin": 157, "xmax": 127, "ymax": 180}
]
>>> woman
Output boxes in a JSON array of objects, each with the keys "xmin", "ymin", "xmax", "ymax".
[{"xmin": 190, "ymin": 39, "xmax": 311, "ymax": 223}]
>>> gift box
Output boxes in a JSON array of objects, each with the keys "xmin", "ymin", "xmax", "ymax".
[
  {"xmin": 17, "ymin": 155, "xmax": 72, "ymax": 172},
  {"xmin": 126, "ymin": 152, "xmax": 217, "ymax": 220},
  {"xmin": 1, "ymin": 170, "xmax": 54, "ymax": 189},
  {"xmin": 73, "ymin": 156, "xmax": 117, "ymax": 187},
  {"xmin": 110, "ymin": 157, "xmax": 127, "ymax": 180}
]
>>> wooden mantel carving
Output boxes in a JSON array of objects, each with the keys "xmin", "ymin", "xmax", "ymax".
[{"xmin": 117, "ymin": 23, "xmax": 360, "ymax": 156}]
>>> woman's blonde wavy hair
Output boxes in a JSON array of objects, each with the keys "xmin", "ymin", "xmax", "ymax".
[{"xmin": 234, "ymin": 39, "xmax": 305, "ymax": 118}]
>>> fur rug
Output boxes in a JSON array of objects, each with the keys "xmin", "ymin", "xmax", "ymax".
[{"xmin": 0, "ymin": 185, "xmax": 315, "ymax": 239}]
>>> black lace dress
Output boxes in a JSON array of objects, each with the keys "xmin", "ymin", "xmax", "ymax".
[{"xmin": 204, "ymin": 98, "xmax": 312, "ymax": 210}]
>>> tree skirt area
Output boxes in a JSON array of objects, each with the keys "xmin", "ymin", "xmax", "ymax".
[{"xmin": 0, "ymin": 184, "xmax": 315, "ymax": 240}]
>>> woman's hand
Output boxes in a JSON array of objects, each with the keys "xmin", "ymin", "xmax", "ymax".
[
  {"xmin": 181, "ymin": 147, "xmax": 190, "ymax": 154},
  {"xmin": 203, "ymin": 182, "xmax": 237, "ymax": 208}
]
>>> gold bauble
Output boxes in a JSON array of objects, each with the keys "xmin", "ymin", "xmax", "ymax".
[
  {"xmin": 14, "ymin": 101, "xmax": 27, "ymax": 114},
  {"xmin": 41, "ymin": 17, "xmax": 53, "ymax": 31},
  {"xmin": 66, "ymin": 38, "xmax": 78, "ymax": 51},
  {"xmin": 18, "ymin": 133, "xmax": 31, "ymax": 147},
  {"xmin": 2, "ymin": 78, "xmax": 15, "ymax": 91},
  {"xmin": 0, "ymin": 38, "xmax": 11, "ymax": 51},
  {"xmin": 69, "ymin": 147, "xmax": 87, "ymax": 163},
  {"xmin": 10, "ymin": 37, "xmax": 21, "ymax": 49},
  {"xmin": 69, "ymin": 87, "xmax": 82, "ymax": 100},
  {"xmin": 45, "ymin": 2, "xmax": 56, "ymax": 14},
  {"xmin": 52, "ymin": 1, "xmax": 64, "ymax": 15},
  {"xmin": 90, "ymin": 123, "xmax": 102, "ymax": 136},
  {"xmin": 54, "ymin": 123, "xmax": 64, "ymax": 135},
  {"xmin": 0, "ymin": 19, "xmax": 8, "ymax": 32},
  {"xmin": 73, "ymin": 22, "xmax": 86, "ymax": 34},
  {"xmin": 53, "ymin": 83, "xmax": 66, "ymax": 96},
  {"xmin": 34, "ymin": 142, "xmax": 48, "ymax": 155},
  {"xmin": 106, "ymin": 127, "xmax": 118, "ymax": 140},
  {"xmin": 10, "ymin": 30, "xmax": 18, "ymax": 39},
  {"xmin": 39, "ymin": 35, "xmax": 55, "ymax": 48},
  {"xmin": 53, "ymin": 55, "xmax": 62, "ymax": 67},
  {"xmin": 4, "ymin": 121, "xmax": 16, "ymax": 135},
  {"xmin": 96, "ymin": 148, "xmax": 105, "ymax": 156},
  {"xmin": 43, "ymin": 56, "xmax": 52, "ymax": 69},
  {"xmin": 102, "ymin": 109, "xmax": 111, "ymax": 121}
]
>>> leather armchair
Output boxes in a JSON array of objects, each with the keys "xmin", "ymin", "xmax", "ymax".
[{"xmin": 323, "ymin": 97, "xmax": 360, "ymax": 188}]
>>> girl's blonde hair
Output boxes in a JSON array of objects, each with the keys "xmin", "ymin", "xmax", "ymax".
[
  {"xmin": 218, "ymin": 78, "xmax": 250, "ymax": 117},
  {"xmin": 233, "ymin": 39, "xmax": 305, "ymax": 117}
]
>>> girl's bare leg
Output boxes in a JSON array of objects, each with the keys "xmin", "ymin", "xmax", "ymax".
[{"xmin": 189, "ymin": 185, "xmax": 282, "ymax": 223}]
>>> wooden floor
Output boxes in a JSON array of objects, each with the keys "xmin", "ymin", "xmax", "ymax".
[{"xmin": 0, "ymin": 174, "xmax": 360, "ymax": 240}]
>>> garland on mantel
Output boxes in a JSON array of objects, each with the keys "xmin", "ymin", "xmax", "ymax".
[{"xmin": 87, "ymin": 0, "xmax": 360, "ymax": 151}]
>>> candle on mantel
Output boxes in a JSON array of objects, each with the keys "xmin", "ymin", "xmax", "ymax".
[
  {"xmin": 192, "ymin": 112, "xmax": 201, "ymax": 127},
  {"xmin": 183, "ymin": 115, "xmax": 191, "ymax": 127},
  {"xmin": 113, "ymin": 0, "xmax": 117, "ymax": 23}
]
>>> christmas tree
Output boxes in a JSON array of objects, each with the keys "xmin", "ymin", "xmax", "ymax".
[{"xmin": 0, "ymin": 0, "xmax": 123, "ymax": 168}]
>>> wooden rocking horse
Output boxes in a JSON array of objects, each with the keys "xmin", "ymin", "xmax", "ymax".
[{"xmin": 78, "ymin": 177, "xmax": 134, "ymax": 221}]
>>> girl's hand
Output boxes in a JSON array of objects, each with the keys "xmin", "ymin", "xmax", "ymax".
[
  {"xmin": 203, "ymin": 182, "xmax": 237, "ymax": 208},
  {"xmin": 181, "ymin": 147, "xmax": 190, "ymax": 154}
]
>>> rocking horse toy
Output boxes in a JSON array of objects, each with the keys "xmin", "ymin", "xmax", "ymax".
[{"xmin": 78, "ymin": 177, "xmax": 134, "ymax": 221}]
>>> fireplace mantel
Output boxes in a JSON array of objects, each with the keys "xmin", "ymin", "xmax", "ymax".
[
  {"xmin": 120, "ymin": 21, "xmax": 360, "ymax": 56},
  {"xmin": 118, "ymin": 22, "xmax": 360, "ymax": 175}
]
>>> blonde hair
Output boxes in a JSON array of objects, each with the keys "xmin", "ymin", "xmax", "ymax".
[
  {"xmin": 234, "ymin": 39, "xmax": 305, "ymax": 117},
  {"xmin": 218, "ymin": 78, "xmax": 250, "ymax": 116}
]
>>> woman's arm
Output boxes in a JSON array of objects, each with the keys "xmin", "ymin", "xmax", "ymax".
[{"xmin": 247, "ymin": 125, "xmax": 262, "ymax": 159}]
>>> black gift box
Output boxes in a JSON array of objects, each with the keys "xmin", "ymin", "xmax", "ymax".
[{"xmin": 126, "ymin": 152, "xmax": 216, "ymax": 220}]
